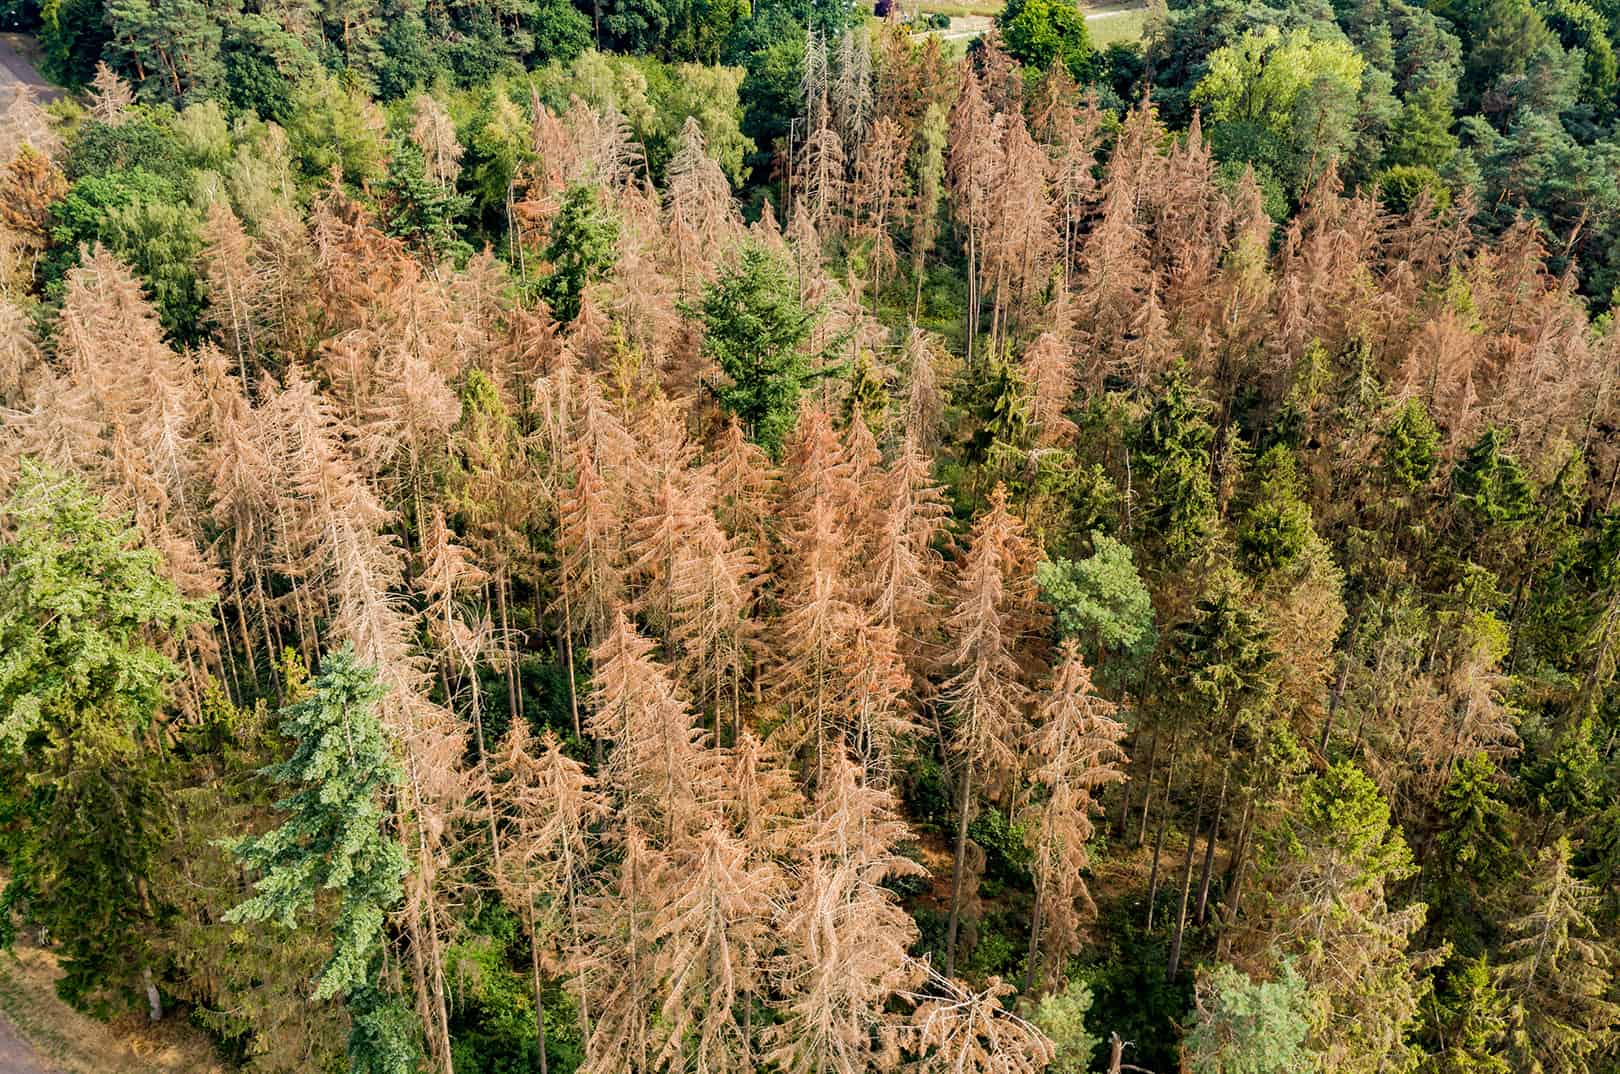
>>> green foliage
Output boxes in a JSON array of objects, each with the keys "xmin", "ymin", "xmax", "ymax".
[
  {"xmin": 537, "ymin": 183, "xmax": 619, "ymax": 323},
  {"xmin": 1161, "ymin": 581, "xmax": 1276, "ymax": 725},
  {"xmin": 100, "ymin": 197, "xmax": 207, "ymax": 340},
  {"xmin": 39, "ymin": 0, "xmax": 111, "ymax": 85},
  {"xmin": 734, "ymin": 21, "xmax": 804, "ymax": 183},
  {"xmin": 1426, "ymin": 752, "xmax": 1514, "ymax": 955},
  {"xmin": 1420, "ymin": 958, "xmax": 1511, "ymax": 1074},
  {"xmin": 1536, "ymin": 0, "xmax": 1618, "ymax": 117},
  {"xmin": 997, "ymin": 0, "xmax": 1094, "ymax": 81},
  {"xmin": 46, "ymin": 166, "xmax": 175, "ymax": 269},
  {"xmin": 1385, "ymin": 82, "xmax": 1461, "ymax": 170},
  {"xmin": 1237, "ymin": 447, "xmax": 1314, "ymax": 576},
  {"xmin": 173, "ymin": 100, "xmax": 234, "ymax": 170},
  {"xmin": 0, "ymin": 462, "xmax": 206, "ymax": 1009},
  {"xmin": 963, "ymin": 353, "xmax": 1030, "ymax": 472},
  {"xmin": 349, "ymin": 983, "xmax": 424, "ymax": 1074},
  {"xmin": 222, "ymin": 32, "xmax": 299, "ymax": 122},
  {"xmin": 1184, "ymin": 961, "xmax": 1315, "ymax": 1074},
  {"xmin": 285, "ymin": 71, "xmax": 389, "ymax": 185},
  {"xmin": 968, "ymin": 805, "xmax": 1032, "ymax": 890},
  {"xmin": 1463, "ymin": 0, "xmax": 1579, "ymax": 119},
  {"xmin": 1031, "ymin": 980, "xmax": 1100, "ymax": 1074},
  {"xmin": 44, "ymin": 165, "xmax": 206, "ymax": 341},
  {"xmin": 530, "ymin": 0, "xmax": 594, "ymax": 66},
  {"xmin": 1283, "ymin": 761, "xmax": 1417, "ymax": 888},
  {"xmin": 104, "ymin": 0, "xmax": 227, "ymax": 104},
  {"xmin": 529, "ymin": 52, "xmax": 754, "ymax": 182},
  {"xmin": 1130, "ymin": 368, "xmax": 1218, "ymax": 565},
  {"xmin": 65, "ymin": 117, "xmax": 191, "ymax": 186},
  {"xmin": 1378, "ymin": 164, "xmax": 1453, "ymax": 212},
  {"xmin": 1193, "ymin": 26, "xmax": 1367, "ymax": 191},
  {"xmin": 686, "ymin": 242, "xmax": 834, "ymax": 454},
  {"xmin": 1453, "ymin": 426, "xmax": 1535, "ymax": 528},
  {"xmin": 1036, "ymin": 534, "xmax": 1156, "ymax": 669},
  {"xmin": 226, "ymin": 647, "xmax": 410, "ymax": 1015},
  {"xmin": 380, "ymin": 140, "xmax": 474, "ymax": 263},
  {"xmin": 1462, "ymin": 112, "xmax": 1620, "ymax": 302},
  {"xmin": 1385, "ymin": 397, "xmax": 1441, "ymax": 494}
]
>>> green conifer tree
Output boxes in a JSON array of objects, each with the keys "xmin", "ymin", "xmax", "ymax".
[
  {"xmin": 686, "ymin": 241, "xmax": 836, "ymax": 455},
  {"xmin": 1421, "ymin": 957, "xmax": 1511, "ymax": 1074},
  {"xmin": 1129, "ymin": 368, "xmax": 1218, "ymax": 566},
  {"xmin": 538, "ymin": 182, "xmax": 619, "ymax": 323},
  {"xmin": 1496, "ymin": 838, "xmax": 1620, "ymax": 1074},
  {"xmin": 226, "ymin": 647, "xmax": 418, "ymax": 1073}
]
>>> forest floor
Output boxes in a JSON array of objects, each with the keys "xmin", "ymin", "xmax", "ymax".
[{"xmin": 0, "ymin": 936, "xmax": 228, "ymax": 1074}]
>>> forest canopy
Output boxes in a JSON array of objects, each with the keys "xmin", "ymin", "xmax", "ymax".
[{"xmin": 0, "ymin": 0, "xmax": 1619, "ymax": 1071}]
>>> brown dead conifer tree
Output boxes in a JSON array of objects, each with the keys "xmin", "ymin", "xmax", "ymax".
[
  {"xmin": 410, "ymin": 93, "xmax": 464, "ymax": 190},
  {"xmin": 939, "ymin": 485, "xmax": 1044, "ymax": 976},
  {"xmin": 767, "ymin": 751, "xmax": 925, "ymax": 1074},
  {"xmin": 1019, "ymin": 642, "xmax": 1128, "ymax": 992},
  {"xmin": 902, "ymin": 970, "xmax": 1054, "ymax": 1074},
  {"xmin": 1020, "ymin": 332, "xmax": 1078, "ymax": 448},
  {"xmin": 648, "ymin": 822, "xmax": 782, "ymax": 1074},
  {"xmin": 495, "ymin": 723, "xmax": 609, "ymax": 1070},
  {"xmin": 946, "ymin": 70, "xmax": 1002, "ymax": 366},
  {"xmin": 983, "ymin": 110, "xmax": 1055, "ymax": 352}
]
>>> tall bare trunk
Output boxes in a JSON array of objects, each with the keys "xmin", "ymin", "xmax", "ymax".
[
  {"xmin": 1166, "ymin": 767, "xmax": 1210, "ymax": 979},
  {"xmin": 945, "ymin": 761, "xmax": 974, "ymax": 977}
]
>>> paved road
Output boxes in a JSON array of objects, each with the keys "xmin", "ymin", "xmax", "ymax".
[{"xmin": 0, "ymin": 34, "xmax": 64, "ymax": 103}]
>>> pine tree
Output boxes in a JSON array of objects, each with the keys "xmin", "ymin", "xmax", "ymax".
[
  {"xmin": 1184, "ymin": 962, "xmax": 1315, "ymax": 1074},
  {"xmin": 1496, "ymin": 839, "xmax": 1620, "ymax": 1074},
  {"xmin": 225, "ymin": 647, "xmax": 417, "ymax": 1069}
]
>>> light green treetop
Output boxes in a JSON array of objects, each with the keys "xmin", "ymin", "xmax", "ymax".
[{"xmin": 1192, "ymin": 27, "xmax": 1365, "ymax": 140}]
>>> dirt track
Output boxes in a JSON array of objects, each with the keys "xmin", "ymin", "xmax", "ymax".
[
  {"xmin": 0, "ymin": 34, "xmax": 65, "ymax": 103},
  {"xmin": 0, "ymin": 1012, "xmax": 52, "ymax": 1074}
]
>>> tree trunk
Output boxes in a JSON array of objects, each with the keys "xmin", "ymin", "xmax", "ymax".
[
  {"xmin": 1144, "ymin": 728, "xmax": 1182, "ymax": 930},
  {"xmin": 1131, "ymin": 726, "xmax": 1160, "ymax": 847},
  {"xmin": 945, "ymin": 761, "xmax": 974, "ymax": 977},
  {"xmin": 1322, "ymin": 600, "xmax": 1365, "ymax": 753},
  {"xmin": 1166, "ymin": 766, "xmax": 1211, "ymax": 979},
  {"xmin": 527, "ymin": 902, "xmax": 550, "ymax": 1074},
  {"xmin": 496, "ymin": 571, "xmax": 522, "ymax": 726},
  {"xmin": 1022, "ymin": 886, "xmax": 1044, "ymax": 996},
  {"xmin": 142, "ymin": 966, "xmax": 163, "ymax": 1021},
  {"xmin": 1195, "ymin": 721, "xmax": 1240, "ymax": 924}
]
